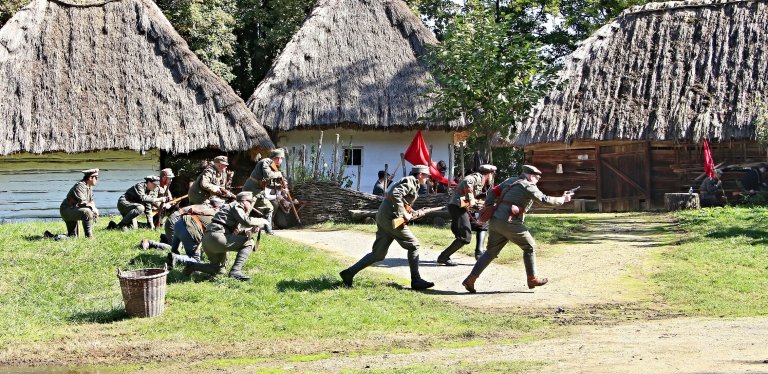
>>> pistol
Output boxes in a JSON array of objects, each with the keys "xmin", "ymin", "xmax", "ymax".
[{"xmin": 566, "ymin": 186, "xmax": 581, "ymax": 195}]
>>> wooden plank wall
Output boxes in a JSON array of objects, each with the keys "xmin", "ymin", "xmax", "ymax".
[
  {"xmin": 526, "ymin": 140, "xmax": 766, "ymax": 211},
  {"xmin": 0, "ymin": 150, "xmax": 160, "ymax": 221}
]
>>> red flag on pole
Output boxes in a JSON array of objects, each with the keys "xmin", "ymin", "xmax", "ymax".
[
  {"xmin": 703, "ymin": 139, "xmax": 715, "ymax": 179},
  {"xmin": 403, "ymin": 130, "xmax": 454, "ymax": 186}
]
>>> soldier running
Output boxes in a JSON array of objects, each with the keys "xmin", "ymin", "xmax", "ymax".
[
  {"xmin": 461, "ymin": 165, "xmax": 572, "ymax": 293},
  {"xmin": 242, "ymin": 148, "xmax": 286, "ymax": 234},
  {"xmin": 437, "ymin": 164, "xmax": 496, "ymax": 265},
  {"xmin": 339, "ymin": 165, "xmax": 435, "ymax": 290}
]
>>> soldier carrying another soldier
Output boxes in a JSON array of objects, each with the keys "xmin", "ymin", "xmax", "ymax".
[
  {"xmin": 108, "ymin": 175, "xmax": 170, "ymax": 230},
  {"xmin": 168, "ymin": 191, "xmax": 268, "ymax": 281},
  {"xmin": 339, "ymin": 165, "xmax": 435, "ymax": 291},
  {"xmin": 51, "ymin": 168, "xmax": 100, "ymax": 239},
  {"xmin": 461, "ymin": 165, "xmax": 572, "ymax": 293},
  {"xmin": 188, "ymin": 156, "xmax": 235, "ymax": 204},
  {"xmin": 242, "ymin": 148, "xmax": 286, "ymax": 234},
  {"xmin": 437, "ymin": 164, "xmax": 497, "ymax": 266}
]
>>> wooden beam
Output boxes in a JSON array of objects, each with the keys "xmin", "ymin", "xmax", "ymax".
[
  {"xmin": 645, "ymin": 141, "xmax": 652, "ymax": 209},
  {"xmin": 600, "ymin": 157, "xmax": 647, "ymax": 194},
  {"xmin": 596, "ymin": 145, "xmax": 602, "ymax": 211}
]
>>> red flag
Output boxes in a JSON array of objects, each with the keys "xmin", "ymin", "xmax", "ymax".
[
  {"xmin": 703, "ymin": 139, "xmax": 715, "ymax": 179},
  {"xmin": 403, "ymin": 130, "xmax": 454, "ymax": 186}
]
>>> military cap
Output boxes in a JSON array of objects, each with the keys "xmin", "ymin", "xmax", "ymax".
[
  {"xmin": 160, "ymin": 168, "xmax": 175, "ymax": 178},
  {"xmin": 270, "ymin": 148, "xmax": 285, "ymax": 158},
  {"xmin": 479, "ymin": 164, "xmax": 497, "ymax": 173},
  {"xmin": 213, "ymin": 155, "xmax": 229, "ymax": 165},
  {"xmin": 714, "ymin": 169, "xmax": 723, "ymax": 176},
  {"xmin": 81, "ymin": 168, "xmax": 99, "ymax": 177},
  {"xmin": 236, "ymin": 191, "xmax": 254, "ymax": 202},
  {"xmin": 207, "ymin": 197, "xmax": 225, "ymax": 207},
  {"xmin": 522, "ymin": 164, "xmax": 542, "ymax": 176},
  {"xmin": 410, "ymin": 165, "xmax": 430, "ymax": 176},
  {"xmin": 144, "ymin": 175, "xmax": 161, "ymax": 183}
]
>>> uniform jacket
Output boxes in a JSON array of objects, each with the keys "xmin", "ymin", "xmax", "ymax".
[
  {"xmin": 61, "ymin": 181, "xmax": 94, "ymax": 209},
  {"xmin": 449, "ymin": 172, "xmax": 484, "ymax": 207},
  {"xmin": 372, "ymin": 180, "xmax": 386, "ymax": 196},
  {"xmin": 179, "ymin": 204, "xmax": 218, "ymax": 240},
  {"xmin": 208, "ymin": 202, "xmax": 264, "ymax": 234},
  {"xmin": 485, "ymin": 176, "xmax": 565, "ymax": 222},
  {"xmin": 189, "ymin": 166, "xmax": 228, "ymax": 203},
  {"xmin": 123, "ymin": 182, "xmax": 159, "ymax": 208},
  {"xmin": 699, "ymin": 177, "xmax": 721, "ymax": 194},
  {"xmin": 243, "ymin": 158, "xmax": 282, "ymax": 192},
  {"xmin": 379, "ymin": 175, "xmax": 420, "ymax": 220}
]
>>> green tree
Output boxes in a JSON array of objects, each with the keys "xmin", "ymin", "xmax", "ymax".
[
  {"xmin": 0, "ymin": 0, "xmax": 26, "ymax": 28},
  {"xmin": 424, "ymin": 0, "xmax": 557, "ymax": 163}
]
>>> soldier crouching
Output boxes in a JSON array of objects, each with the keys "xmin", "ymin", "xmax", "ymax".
[
  {"xmin": 170, "ymin": 191, "xmax": 268, "ymax": 281},
  {"xmin": 56, "ymin": 168, "xmax": 100, "ymax": 238}
]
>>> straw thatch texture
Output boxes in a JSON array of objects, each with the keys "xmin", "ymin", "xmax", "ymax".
[
  {"xmin": 247, "ymin": 0, "xmax": 462, "ymax": 131},
  {"xmin": 511, "ymin": 0, "xmax": 768, "ymax": 146},
  {"xmin": 0, "ymin": 0, "xmax": 273, "ymax": 155}
]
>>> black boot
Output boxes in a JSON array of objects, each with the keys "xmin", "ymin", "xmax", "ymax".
[
  {"xmin": 339, "ymin": 268, "xmax": 355, "ymax": 287},
  {"xmin": 65, "ymin": 221, "xmax": 79, "ymax": 237},
  {"xmin": 474, "ymin": 231, "xmax": 487, "ymax": 260},
  {"xmin": 437, "ymin": 239, "xmax": 463, "ymax": 266},
  {"xmin": 408, "ymin": 251, "xmax": 433, "ymax": 290},
  {"xmin": 228, "ymin": 244, "xmax": 253, "ymax": 281},
  {"xmin": 82, "ymin": 219, "xmax": 94, "ymax": 238},
  {"xmin": 141, "ymin": 239, "xmax": 171, "ymax": 251}
]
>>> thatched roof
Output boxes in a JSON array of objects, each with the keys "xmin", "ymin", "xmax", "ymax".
[
  {"xmin": 0, "ymin": 0, "xmax": 273, "ymax": 156},
  {"xmin": 246, "ymin": 0, "xmax": 462, "ymax": 132},
  {"xmin": 511, "ymin": 0, "xmax": 768, "ymax": 146}
]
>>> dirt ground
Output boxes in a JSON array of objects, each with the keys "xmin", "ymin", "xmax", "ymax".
[{"xmin": 262, "ymin": 214, "xmax": 768, "ymax": 373}]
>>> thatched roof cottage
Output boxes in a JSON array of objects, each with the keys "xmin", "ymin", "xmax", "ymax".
[
  {"xmin": 0, "ymin": 0, "xmax": 273, "ymax": 220},
  {"xmin": 509, "ymin": 0, "xmax": 768, "ymax": 211},
  {"xmin": 247, "ymin": 0, "xmax": 464, "ymax": 193}
]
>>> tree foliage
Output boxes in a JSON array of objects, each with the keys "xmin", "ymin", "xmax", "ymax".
[
  {"xmin": 0, "ymin": 0, "xmax": 26, "ymax": 27},
  {"xmin": 424, "ymin": 0, "xmax": 558, "ymax": 163}
]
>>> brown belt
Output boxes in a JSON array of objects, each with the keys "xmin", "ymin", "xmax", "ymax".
[{"xmin": 190, "ymin": 214, "xmax": 206, "ymax": 233}]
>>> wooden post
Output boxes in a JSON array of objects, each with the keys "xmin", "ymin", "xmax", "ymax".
[
  {"xmin": 314, "ymin": 131, "xmax": 324, "ymax": 179},
  {"xmin": 644, "ymin": 141, "xmax": 652, "ymax": 209},
  {"xmin": 356, "ymin": 164, "xmax": 362, "ymax": 192},
  {"xmin": 448, "ymin": 144, "xmax": 454, "ymax": 187},
  {"xmin": 459, "ymin": 142, "xmax": 465, "ymax": 179},
  {"xmin": 285, "ymin": 148, "xmax": 292, "ymax": 187},
  {"xmin": 301, "ymin": 144, "xmax": 307, "ymax": 180},
  {"xmin": 596, "ymin": 145, "xmax": 602, "ymax": 212},
  {"xmin": 400, "ymin": 153, "xmax": 407, "ymax": 177},
  {"xmin": 332, "ymin": 134, "xmax": 340, "ymax": 181},
  {"xmin": 428, "ymin": 144, "xmax": 434, "ymax": 194}
]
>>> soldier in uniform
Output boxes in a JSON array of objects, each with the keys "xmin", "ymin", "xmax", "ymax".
[
  {"xmin": 109, "ymin": 175, "xmax": 169, "ymax": 230},
  {"xmin": 188, "ymin": 156, "xmax": 234, "ymax": 204},
  {"xmin": 158, "ymin": 168, "xmax": 175, "ymax": 200},
  {"xmin": 141, "ymin": 197, "xmax": 224, "ymax": 257},
  {"xmin": 339, "ymin": 165, "xmax": 435, "ymax": 290},
  {"xmin": 242, "ymin": 148, "xmax": 286, "ymax": 234},
  {"xmin": 437, "ymin": 164, "xmax": 497, "ymax": 266},
  {"xmin": 56, "ymin": 168, "xmax": 100, "ymax": 238},
  {"xmin": 169, "ymin": 191, "xmax": 268, "ymax": 281},
  {"xmin": 461, "ymin": 165, "xmax": 572, "ymax": 293}
]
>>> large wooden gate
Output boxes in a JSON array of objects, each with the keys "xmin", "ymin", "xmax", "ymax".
[{"xmin": 597, "ymin": 142, "xmax": 652, "ymax": 212}]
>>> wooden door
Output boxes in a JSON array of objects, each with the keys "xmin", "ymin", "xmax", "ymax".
[{"xmin": 597, "ymin": 142, "xmax": 652, "ymax": 212}]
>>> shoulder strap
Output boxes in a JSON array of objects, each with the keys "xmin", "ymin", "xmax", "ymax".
[{"xmin": 494, "ymin": 179, "xmax": 524, "ymax": 205}]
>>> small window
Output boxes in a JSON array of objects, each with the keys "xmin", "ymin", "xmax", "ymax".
[{"xmin": 343, "ymin": 148, "xmax": 362, "ymax": 166}]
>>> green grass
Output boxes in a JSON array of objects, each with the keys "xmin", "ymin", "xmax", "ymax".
[
  {"xmin": 0, "ymin": 218, "xmax": 548, "ymax": 360},
  {"xmin": 655, "ymin": 206, "xmax": 768, "ymax": 316},
  {"xmin": 320, "ymin": 214, "xmax": 586, "ymax": 264}
]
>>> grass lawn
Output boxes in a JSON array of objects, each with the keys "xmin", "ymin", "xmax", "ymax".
[
  {"xmin": 655, "ymin": 206, "xmax": 768, "ymax": 316},
  {"xmin": 0, "ymin": 218, "xmax": 550, "ymax": 367}
]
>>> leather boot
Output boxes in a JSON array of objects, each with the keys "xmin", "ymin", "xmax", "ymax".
[
  {"xmin": 462, "ymin": 275, "xmax": 478, "ymax": 293},
  {"xmin": 474, "ymin": 231, "xmax": 487, "ymax": 260},
  {"xmin": 141, "ymin": 239, "xmax": 171, "ymax": 251},
  {"xmin": 228, "ymin": 244, "xmax": 253, "ymax": 281},
  {"xmin": 527, "ymin": 275, "xmax": 548, "ymax": 289},
  {"xmin": 82, "ymin": 219, "xmax": 94, "ymax": 238},
  {"xmin": 339, "ymin": 268, "xmax": 354, "ymax": 287},
  {"xmin": 408, "ymin": 251, "xmax": 433, "ymax": 290},
  {"xmin": 65, "ymin": 221, "xmax": 79, "ymax": 237},
  {"xmin": 117, "ymin": 209, "xmax": 140, "ymax": 230},
  {"xmin": 523, "ymin": 252, "xmax": 547, "ymax": 289},
  {"xmin": 437, "ymin": 239, "xmax": 464, "ymax": 266}
]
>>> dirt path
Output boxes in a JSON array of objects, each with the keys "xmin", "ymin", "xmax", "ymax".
[{"xmin": 276, "ymin": 214, "xmax": 666, "ymax": 310}]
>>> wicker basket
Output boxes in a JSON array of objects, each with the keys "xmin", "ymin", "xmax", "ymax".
[{"xmin": 117, "ymin": 265, "xmax": 169, "ymax": 318}]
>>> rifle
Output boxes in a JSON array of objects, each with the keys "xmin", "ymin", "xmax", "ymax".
[
  {"xmin": 566, "ymin": 186, "xmax": 581, "ymax": 195},
  {"xmin": 392, "ymin": 205, "xmax": 444, "ymax": 229},
  {"xmin": 151, "ymin": 194, "xmax": 189, "ymax": 227}
]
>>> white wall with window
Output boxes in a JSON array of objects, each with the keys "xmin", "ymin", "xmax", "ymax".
[{"xmin": 275, "ymin": 129, "xmax": 455, "ymax": 194}]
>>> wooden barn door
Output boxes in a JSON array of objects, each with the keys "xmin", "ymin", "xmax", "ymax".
[{"xmin": 597, "ymin": 142, "xmax": 652, "ymax": 212}]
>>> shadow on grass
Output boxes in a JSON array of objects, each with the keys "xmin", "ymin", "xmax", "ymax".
[
  {"xmin": 23, "ymin": 234, "xmax": 46, "ymax": 241},
  {"xmin": 69, "ymin": 307, "xmax": 130, "ymax": 324},
  {"xmin": 125, "ymin": 253, "xmax": 187, "ymax": 284},
  {"xmin": 276, "ymin": 276, "xmax": 342, "ymax": 292},
  {"xmin": 706, "ymin": 227, "xmax": 768, "ymax": 244}
]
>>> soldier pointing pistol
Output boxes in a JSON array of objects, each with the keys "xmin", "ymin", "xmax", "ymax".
[{"xmin": 462, "ymin": 165, "xmax": 572, "ymax": 293}]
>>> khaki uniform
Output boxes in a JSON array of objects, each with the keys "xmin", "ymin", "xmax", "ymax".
[
  {"xmin": 188, "ymin": 166, "xmax": 229, "ymax": 204},
  {"xmin": 344, "ymin": 175, "xmax": 425, "ymax": 280},
  {"xmin": 117, "ymin": 182, "xmax": 160, "ymax": 229},
  {"xmin": 60, "ymin": 181, "xmax": 97, "ymax": 237},
  {"xmin": 470, "ymin": 176, "xmax": 565, "ymax": 278},
  {"xmin": 242, "ymin": 158, "xmax": 281, "ymax": 217},
  {"xmin": 439, "ymin": 173, "xmax": 486, "ymax": 261},
  {"xmin": 192, "ymin": 202, "xmax": 268, "ymax": 276},
  {"xmin": 171, "ymin": 204, "xmax": 218, "ymax": 260}
]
